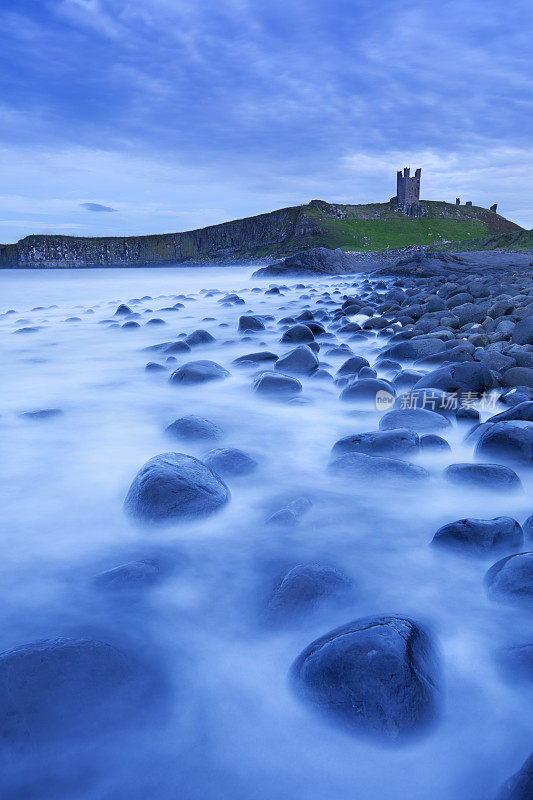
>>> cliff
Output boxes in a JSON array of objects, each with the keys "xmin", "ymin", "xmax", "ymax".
[{"xmin": 0, "ymin": 200, "xmax": 523, "ymax": 268}]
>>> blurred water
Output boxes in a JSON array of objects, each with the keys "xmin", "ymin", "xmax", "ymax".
[{"xmin": 0, "ymin": 266, "xmax": 532, "ymax": 799}]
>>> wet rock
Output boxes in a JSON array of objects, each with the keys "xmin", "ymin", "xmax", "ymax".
[
  {"xmin": 275, "ymin": 345, "xmax": 319, "ymax": 376},
  {"xmin": 499, "ymin": 387, "xmax": 533, "ymax": 406},
  {"xmin": 145, "ymin": 361, "xmax": 166, "ymax": 372},
  {"xmin": 340, "ymin": 378, "xmax": 395, "ymax": 404},
  {"xmin": 185, "ymin": 329, "xmax": 215, "ymax": 347},
  {"xmin": 444, "ymin": 463, "xmax": 522, "ymax": 491},
  {"xmin": 122, "ymin": 321, "xmax": 140, "ymax": 329},
  {"xmin": 290, "ymin": 616, "xmax": 439, "ymax": 740},
  {"xmin": 165, "ymin": 415, "xmax": 223, "ymax": 441},
  {"xmin": 331, "ymin": 428, "xmax": 419, "ymax": 458},
  {"xmin": 485, "ymin": 552, "xmax": 533, "ymax": 605},
  {"xmin": 280, "ymin": 324, "xmax": 315, "ymax": 344},
  {"xmin": 414, "ymin": 363, "xmax": 495, "ymax": 394},
  {"xmin": 431, "ymin": 517, "xmax": 523, "ymax": 554},
  {"xmin": 502, "ymin": 367, "xmax": 533, "ymax": 388},
  {"xmin": 522, "ymin": 514, "xmax": 533, "ymax": 540},
  {"xmin": 511, "ymin": 317, "xmax": 533, "ymax": 346},
  {"xmin": 0, "ymin": 638, "xmax": 154, "ymax": 744},
  {"xmin": 169, "ymin": 360, "xmax": 230, "ymax": 385},
  {"xmin": 238, "ymin": 315, "xmax": 265, "ymax": 332},
  {"xmin": 204, "ymin": 448, "xmax": 257, "ymax": 477},
  {"xmin": 379, "ymin": 408, "xmax": 451, "ymax": 433},
  {"xmin": 233, "ymin": 351, "xmax": 278, "ymax": 366},
  {"xmin": 252, "ymin": 371, "xmax": 302, "ymax": 398},
  {"xmin": 124, "ymin": 453, "xmax": 230, "ymax": 522},
  {"xmin": 475, "ymin": 420, "xmax": 533, "ymax": 464},
  {"xmin": 114, "ymin": 304, "xmax": 132, "ymax": 316},
  {"xmin": 266, "ymin": 564, "xmax": 351, "ymax": 625},
  {"xmin": 336, "ymin": 355, "xmax": 370, "ymax": 377},
  {"xmin": 329, "ymin": 452, "xmax": 428, "ymax": 483},
  {"xmin": 420, "ymin": 434, "xmax": 451, "ymax": 452}
]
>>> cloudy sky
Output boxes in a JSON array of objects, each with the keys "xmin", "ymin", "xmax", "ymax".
[{"xmin": 0, "ymin": 0, "xmax": 531, "ymax": 241}]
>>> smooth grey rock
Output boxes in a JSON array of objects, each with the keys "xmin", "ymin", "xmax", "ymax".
[
  {"xmin": 485, "ymin": 552, "xmax": 533, "ymax": 605},
  {"xmin": 379, "ymin": 408, "xmax": 451, "ymax": 433},
  {"xmin": 340, "ymin": 378, "xmax": 395, "ymax": 404},
  {"xmin": 165, "ymin": 415, "xmax": 223, "ymax": 441},
  {"xmin": 275, "ymin": 345, "xmax": 319, "ymax": 375},
  {"xmin": 124, "ymin": 453, "xmax": 230, "ymax": 522},
  {"xmin": 204, "ymin": 448, "xmax": 257, "ymax": 477},
  {"xmin": 238, "ymin": 315, "xmax": 265, "ymax": 332},
  {"xmin": 266, "ymin": 564, "xmax": 351, "ymax": 624},
  {"xmin": 431, "ymin": 517, "xmax": 523, "ymax": 554},
  {"xmin": 252, "ymin": 371, "xmax": 302, "ymax": 397},
  {"xmin": 329, "ymin": 451, "xmax": 428, "ymax": 483},
  {"xmin": 185, "ymin": 329, "xmax": 215, "ymax": 346},
  {"xmin": 475, "ymin": 420, "xmax": 533, "ymax": 464},
  {"xmin": 444, "ymin": 463, "xmax": 522, "ymax": 491},
  {"xmin": 331, "ymin": 428, "xmax": 419, "ymax": 457},
  {"xmin": 169, "ymin": 360, "xmax": 230, "ymax": 385},
  {"xmin": 280, "ymin": 324, "xmax": 315, "ymax": 344},
  {"xmin": 290, "ymin": 616, "xmax": 440, "ymax": 740}
]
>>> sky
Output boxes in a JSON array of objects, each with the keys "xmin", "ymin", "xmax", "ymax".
[{"xmin": 0, "ymin": 0, "xmax": 531, "ymax": 241}]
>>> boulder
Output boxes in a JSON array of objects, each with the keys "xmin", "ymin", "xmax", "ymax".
[
  {"xmin": 169, "ymin": 360, "xmax": 230, "ymax": 385},
  {"xmin": 165, "ymin": 415, "xmax": 223, "ymax": 441},
  {"xmin": 238, "ymin": 315, "xmax": 265, "ymax": 332},
  {"xmin": 266, "ymin": 497, "xmax": 312, "ymax": 526},
  {"xmin": 340, "ymin": 378, "xmax": 395, "ymax": 404},
  {"xmin": 280, "ymin": 324, "xmax": 315, "ymax": 344},
  {"xmin": 511, "ymin": 317, "xmax": 533, "ymax": 345},
  {"xmin": 485, "ymin": 552, "xmax": 533, "ymax": 605},
  {"xmin": 414, "ymin": 362, "xmax": 495, "ymax": 394},
  {"xmin": 331, "ymin": 428, "xmax": 419, "ymax": 458},
  {"xmin": 290, "ymin": 616, "xmax": 439, "ymax": 740},
  {"xmin": 124, "ymin": 453, "xmax": 230, "ymax": 522},
  {"xmin": 336, "ymin": 355, "xmax": 370, "ymax": 376},
  {"xmin": 274, "ymin": 345, "xmax": 319, "ymax": 376},
  {"xmin": 475, "ymin": 420, "xmax": 533, "ymax": 464},
  {"xmin": 379, "ymin": 408, "xmax": 451, "ymax": 433},
  {"xmin": 420, "ymin": 434, "xmax": 451, "ymax": 452},
  {"xmin": 0, "ymin": 638, "xmax": 154, "ymax": 744},
  {"xmin": 233, "ymin": 351, "xmax": 278, "ymax": 366},
  {"xmin": 496, "ymin": 752, "xmax": 533, "ymax": 799},
  {"xmin": 185, "ymin": 329, "xmax": 215, "ymax": 346},
  {"xmin": 502, "ymin": 367, "xmax": 533, "ymax": 388},
  {"xmin": 204, "ymin": 448, "xmax": 257, "ymax": 477},
  {"xmin": 252, "ymin": 371, "xmax": 302, "ymax": 397},
  {"xmin": 444, "ymin": 463, "xmax": 522, "ymax": 491},
  {"xmin": 266, "ymin": 564, "xmax": 351, "ymax": 624},
  {"xmin": 431, "ymin": 517, "xmax": 523, "ymax": 554}
]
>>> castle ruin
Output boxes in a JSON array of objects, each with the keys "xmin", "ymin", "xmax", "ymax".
[{"xmin": 393, "ymin": 167, "xmax": 422, "ymax": 215}]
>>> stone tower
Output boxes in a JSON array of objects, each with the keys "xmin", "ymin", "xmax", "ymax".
[{"xmin": 396, "ymin": 167, "xmax": 421, "ymax": 207}]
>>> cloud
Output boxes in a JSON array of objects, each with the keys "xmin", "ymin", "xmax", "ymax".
[{"xmin": 80, "ymin": 202, "xmax": 117, "ymax": 212}]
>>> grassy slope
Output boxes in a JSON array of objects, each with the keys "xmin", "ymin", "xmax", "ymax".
[{"xmin": 253, "ymin": 200, "xmax": 523, "ymax": 256}]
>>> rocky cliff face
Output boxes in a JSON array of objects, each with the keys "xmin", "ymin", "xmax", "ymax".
[
  {"xmin": 0, "ymin": 200, "xmax": 523, "ymax": 268},
  {"xmin": 0, "ymin": 206, "xmax": 318, "ymax": 268}
]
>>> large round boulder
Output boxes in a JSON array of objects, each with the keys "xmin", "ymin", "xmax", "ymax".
[
  {"xmin": 0, "ymin": 638, "xmax": 154, "ymax": 744},
  {"xmin": 280, "ymin": 324, "xmax": 315, "ymax": 344},
  {"xmin": 475, "ymin": 420, "xmax": 533, "ymax": 465},
  {"xmin": 444, "ymin": 463, "xmax": 522, "ymax": 491},
  {"xmin": 124, "ymin": 453, "xmax": 230, "ymax": 522},
  {"xmin": 169, "ymin": 360, "xmax": 230, "ymax": 385},
  {"xmin": 290, "ymin": 616, "xmax": 440, "ymax": 741},
  {"xmin": 379, "ymin": 408, "xmax": 450, "ymax": 433},
  {"xmin": 238, "ymin": 315, "xmax": 265, "ymax": 332},
  {"xmin": 165, "ymin": 414, "xmax": 223, "ymax": 441},
  {"xmin": 340, "ymin": 378, "xmax": 395, "ymax": 405},
  {"xmin": 431, "ymin": 517, "xmax": 523, "ymax": 554},
  {"xmin": 485, "ymin": 552, "xmax": 533, "ymax": 605}
]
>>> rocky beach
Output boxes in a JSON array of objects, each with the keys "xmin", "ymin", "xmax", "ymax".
[{"xmin": 1, "ymin": 254, "xmax": 533, "ymax": 798}]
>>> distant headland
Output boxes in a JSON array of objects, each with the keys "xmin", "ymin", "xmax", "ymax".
[{"xmin": 0, "ymin": 168, "xmax": 527, "ymax": 268}]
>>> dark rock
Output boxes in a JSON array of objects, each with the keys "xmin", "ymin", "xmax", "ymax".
[
  {"xmin": 431, "ymin": 517, "xmax": 523, "ymax": 554},
  {"xmin": 420, "ymin": 434, "xmax": 451, "ymax": 452},
  {"xmin": 185, "ymin": 329, "xmax": 215, "ymax": 347},
  {"xmin": 145, "ymin": 362, "xmax": 166, "ymax": 372},
  {"xmin": 275, "ymin": 345, "xmax": 319, "ymax": 375},
  {"xmin": 114, "ymin": 304, "xmax": 132, "ymax": 316},
  {"xmin": 238, "ymin": 315, "xmax": 265, "ymax": 332},
  {"xmin": 475, "ymin": 420, "xmax": 533, "ymax": 464},
  {"xmin": 165, "ymin": 415, "xmax": 223, "ymax": 441},
  {"xmin": 281, "ymin": 324, "xmax": 315, "ymax": 344},
  {"xmin": 290, "ymin": 616, "xmax": 439, "ymax": 740},
  {"xmin": 0, "ymin": 638, "xmax": 154, "ymax": 744},
  {"xmin": 169, "ymin": 360, "xmax": 230, "ymax": 385},
  {"xmin": 233, "ymin": 351, "xmax": 278, "ymax": 366},
  {"xmin": 122, "ymin": 321, "xmax": 140, "ymax": 329},
  {"xmin": 331, "ymin": 428, "xmax": 419, "ymax": 458},
  {"xmin": 336, "ymin": 356, "xmax": 370, "ymax": 376},
  {"xmin": 485, "ymin": 552, "xmax": 533, "ymax": 605},
  {"xmin": 379, "ymin": 408, "xmax": 451, "ymax": 433},
  {"xmin": 511, "ymin": 317, "xmax": 533, "ymax": 345},
  {"xmin": 414, "ymin": 362, "xmax": 495, "ymax": 394},
  {"xmin": 252, "ymin": 371, "xmax": 302, "ymax": 397},
  {"xmin": 124, "ymin": 453, "xmax": 230, "ymax": 522},
  {"xmin": 204, "ymin": 448, "xmax": 257, "ymax": 477},
  {"xmin": 502, "ymin": 367, "xmax": 533, "ymax": 388},
  {"xmin": 340, "ymin": 378, "xmax": 395, "ymax": 404},
  {"xmin": 444, "ymin": 463, "xmax": 522, "ymax": 491},
  {"xmin": 266, "ymin": 564, "xmax": 351, "ymax": 624},
  {"xmin": 523, "ymin": 514, "xmax": 533, "ymax": 540}
]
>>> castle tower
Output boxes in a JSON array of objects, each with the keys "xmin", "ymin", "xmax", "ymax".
[{"xmin": 396, "ymin": 167, "xmax": 421, "ymax": 209}]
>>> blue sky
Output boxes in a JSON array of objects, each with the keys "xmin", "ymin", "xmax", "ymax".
[{"xmin": 0, "ymin": 0, "xmax": 531, "ymax": 240}]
